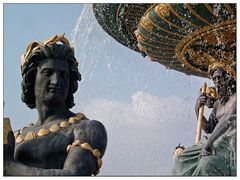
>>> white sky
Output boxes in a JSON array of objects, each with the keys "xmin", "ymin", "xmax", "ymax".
[{"xmin": 2, "ymin": 1, "xmax": 238, "ymax": 177}]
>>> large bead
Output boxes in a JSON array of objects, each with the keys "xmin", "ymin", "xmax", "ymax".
[
  {"xmin": 60, "ymin": 121, "xmax": 70, "ymax": 128},
  {"xmin": 75, "ymin": 112, "xmax": 85, "ymax": 120},
  {"xmin": 14, "ymin": 130, "xmax": 20, "ymax": 139},
  {"xmin": 97, "ymin": 159, "xmax": 103, "ymax": 168},
  {"xmin": 92, "ymin": 149, "xmax": 101, "ymax": 158},
  {"xmin": 72, "ymin": 139, "xmax": 81, "ymax": 146},
  {"xmin": 66, "ymin": 144, "xmax": 72, "ymax": 153},
  {"xmin": 81, "ymin": 142, "xmax": 92, "ymax": 151},
  {"xmin": 25, "ymin": 131, "xmax": 36, "ymax": 141},
  {"xmin": 50, "ymin": 123, "xmax": 60, "ymax": 132},
  {"xmin": 69, "ymin": 117, "xmax": 78, "ymax": 124},
  {"xmin": 15, "ymin": 134, "xmax": 25, "ymax": 144},
  {"xmin": 37, "ymin": 128, "xmax": 49, "ymax": 137}
]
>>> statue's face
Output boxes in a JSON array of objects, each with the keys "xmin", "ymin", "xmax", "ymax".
[
  {"xmin": 34, "ymin": 58, "xmax": 70, "ymax": 107},
  {"xmin": 212, "ymin": 68, "xmax": 227, "ymax": 97}
]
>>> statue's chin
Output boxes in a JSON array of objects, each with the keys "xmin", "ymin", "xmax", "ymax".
[{"xmin": 44, "ymin": 94, "xmax": 65, "ymax": 107}]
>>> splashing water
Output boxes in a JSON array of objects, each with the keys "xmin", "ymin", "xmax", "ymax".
[
  {"xmin": 70, "ymin": 4, "xmax": 116, "ymax": 109},
  {"xmin": 70, "ymin": 4, "xmax": 212, "ymax": 176},
  {"xmin": 71, "ymin": 4, "xmax": 111, "ymax": 83}
]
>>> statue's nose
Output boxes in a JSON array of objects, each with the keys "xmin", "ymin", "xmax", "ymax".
[{"xmin": 50, "ymin": 72, "xmax": 61, "ymax": 85}]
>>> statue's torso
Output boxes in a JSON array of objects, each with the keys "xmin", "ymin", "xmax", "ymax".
[
  {"xmin": 215, "ymin": 93, "xmax": 236, "ymax": 139},
  {"xmin": 215, "ymin": 93, "xmax": 236, "ymax": 121},
  {"xmin": 14, "ymin": 119, "xmax": 88, "ymax": 169}
]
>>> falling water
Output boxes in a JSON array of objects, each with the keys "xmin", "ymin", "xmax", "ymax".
[
  {"xmin": 70, "ymin": 4, "xmax": 212, "ymax": 176},
  {"xmin": 71, "ymin": 4, "xmax": 111, "ymax": 84}
]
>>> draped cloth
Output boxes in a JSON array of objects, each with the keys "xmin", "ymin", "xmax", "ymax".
[
  {"xmin": 172, "ymin": 132, "xmax": 236, "ymax": 176},
  {"xmin": 173, "ymin": 92, "xmax": 236, "ymax": 176}
]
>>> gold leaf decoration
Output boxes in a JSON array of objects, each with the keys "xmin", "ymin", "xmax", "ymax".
[
  {"xmin": 37, "ymin": 128, "xmax": 50, "ymax": 137},
  {"xmin": 25, "ymin": 131, "xmax": 37, "ymax": 141}
]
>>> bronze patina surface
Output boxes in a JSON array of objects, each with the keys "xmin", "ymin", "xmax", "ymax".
[{"xmin": 93, "ymin": 3, "xmax": 236, "ymax": 77}]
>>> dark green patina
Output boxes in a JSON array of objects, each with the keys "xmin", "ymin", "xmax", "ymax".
[{"xmin": 93, "ymin": 3, "xmax": 236, "ymax": 78}]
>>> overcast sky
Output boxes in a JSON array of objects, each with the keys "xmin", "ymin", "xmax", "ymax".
[{"xmin": 3, "ymin": 3, "xmax": 215, "ymax": 176}]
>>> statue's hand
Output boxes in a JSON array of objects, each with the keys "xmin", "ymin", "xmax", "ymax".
[
  {"xmin": 195, "ymin": 93, "xmax": 208, "ymax": 113},
  {"xmin": 198, "ymin": 143, "xmax": 213, "ymax": 161},
  {"xmin": 205, "ymin": 96, "xmax": 215, "ymax": 108},
  {"xmin": 198, "ymin": 93, "xmax": 208, "ymax": 106}
]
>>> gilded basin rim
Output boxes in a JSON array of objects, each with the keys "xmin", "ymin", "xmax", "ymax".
[{"xmin": 175, "ymin": 19, "xmax": 236, "ymax": 75}]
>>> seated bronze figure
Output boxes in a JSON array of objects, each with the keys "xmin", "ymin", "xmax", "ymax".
[
  {"xmin": 173, "ymin": 62, "xmax": 236, "ymax": 176},
  {"xmin": 4, "ymin": 34, "xmax": 107, "ymax": 176}
]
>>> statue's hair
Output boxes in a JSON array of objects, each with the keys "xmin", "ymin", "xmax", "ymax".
[
  {"xmin": 208, "ymin": 62, "xmax": 236, "ymax": 80},
  {"xmin": 21, "ymin": 44, "xmax": 81, "ymax": 109},
  {"xmin": 210, "ymin": 67, "xmax": 236, "ymax": 94}
]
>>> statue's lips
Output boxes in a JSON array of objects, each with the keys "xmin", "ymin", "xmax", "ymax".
[{"xmin": 49, "ymin": 87, "xmax": 62, "ymax": 93}]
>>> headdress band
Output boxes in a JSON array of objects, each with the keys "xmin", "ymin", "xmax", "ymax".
[
  {"xmin": 20, "ymin": 33, "xmax": 73, "ymax": 69},
  {"xmin": 208, "ymin": 62, "xmax": 236, "ymax": 80}
]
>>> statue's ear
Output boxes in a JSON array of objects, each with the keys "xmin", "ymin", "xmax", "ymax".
[
  {"xmin": 21, "ymin": 65, "xmax": 38, "ymax": 109},
  {"xmin": 25, "ymin": 65, "xmax": 37, "ymax": 87}
]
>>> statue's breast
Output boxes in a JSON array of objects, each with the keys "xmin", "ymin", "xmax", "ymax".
[
  {"xmin": 14, "ymin": 127, "xmax": 74, "ymax": 169},
  {"xmin": 216, "ymin": 94, "xmax": 236, "ymax": 122}
]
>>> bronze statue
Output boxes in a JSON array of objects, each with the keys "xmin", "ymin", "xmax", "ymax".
[
  {"xmin": 4, "ymin": 34, "xmax": 107, "ymax": 176},
  {"xmin": 173, "ymin": 62, "xmax": 236, "ymax": 176}
]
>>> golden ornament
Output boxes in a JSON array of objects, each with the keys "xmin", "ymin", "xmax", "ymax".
[
  {"xmin": 14, "ymin": 131, "xmax": 20, "ymax": 139},
  {"xmin": 92, "ymin": 149, "xmax": 101, "ymax": 158},
  {"xmin": 15, "ymin": 112, "xmax": 87, "ymax": 144},
  {"xmin": 16, "ymin": 134, "xmax": 25, "ymax": 144},
  {"xmin": 50, "ymin": 123, "xmax": 60, "ymax": 132},
  {"xmin": 75, "ymin": 113, "xmax": 85, "ymax": 120},
  {"xmin": 69, "ymin": 117, "xmax": 78, "ymax": 124},
  {"xmin": 66, "ymin": 144, "xmax": 72, "ymax": 153},
  {"xmin": 60, "ymin": 121, "xmax": 70, "ymax": 128},
  {"xmin": 81, "ymin": 142, "xmax": 92, "ymax": 151},
  {"xmin": 173, "ymin": 147, "xmax": 185, "ymax": 159},
  {"xmin": 37, "ymin": 128, "xmax": 50, "ymax": 137},
  {"xmin": 25, "ymin": 131, "xmax": 37, "ymax": 141},
  {"xmin": 97, "ymin": 159, "xmax": 103, "ymax": 168},
  {"xmin": 72, "ymin": 139, "xmax": 81, "ymax": 146}
]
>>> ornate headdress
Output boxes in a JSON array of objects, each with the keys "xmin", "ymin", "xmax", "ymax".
[
  {"xmin": 20, "ymin": 33, "xmax": 77, "ymax": 73},
  {"xmin": 208, "ymin": 62, "xmax": 236, "ymax": 80}
]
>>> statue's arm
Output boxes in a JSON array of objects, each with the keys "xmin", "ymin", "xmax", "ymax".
[
  {"xmin": 199, "ymin": 113, "xmax": 236, "ymax": 159},
  {"xmin": 63, "ymin": 120, "xmax": 107, "ymax": 176},
  {"xmin": 207, "ymin": 113, "xmax": 236, "ymax": 147},
  {"xmin": 202, "ymin": 108, "xmax": 218, "ymax": 133},
  {"xmin": 195, "ymin": 94, "xmax": 217, "ymax": 134},
  {"xmin": 4, "ymin": 161, "xmax": 71, "ymax": 176},
  {"xmin": 206, "ymin": 95, "xmax": 236, "ymax": 147},
  {"xmin": 4, "ymin": 120, "xmax": 107, "ymax": 176},
  {"xmin": 200, "ymin": 94, "xmax": 236, "ymax": 158}
]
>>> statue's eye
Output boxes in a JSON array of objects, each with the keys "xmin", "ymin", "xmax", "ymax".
[{"xmin": 42, "ymin": 69, "xmax": 52, "ymax": 76}]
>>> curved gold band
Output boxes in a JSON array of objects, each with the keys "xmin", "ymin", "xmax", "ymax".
[{"xmin": 66, "ymin": 139, "xmax": 102, "ymax": 176}]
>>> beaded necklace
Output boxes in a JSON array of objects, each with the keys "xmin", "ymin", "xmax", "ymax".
[{"xmin": 14, "ymin": 112, "xmax": 85, "ymax": 144}]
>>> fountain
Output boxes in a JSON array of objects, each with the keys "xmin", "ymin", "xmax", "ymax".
[
  {"xmin": 3, "ymin": 3, "xmax": 236, "ymax": 176},
  {"xmin": 92, "ymin": 3, "xmax": 236, "ymax": 176},
  {"xmin": 93, "ymin": 3, "xmax": 236, "ymax": 77}
]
